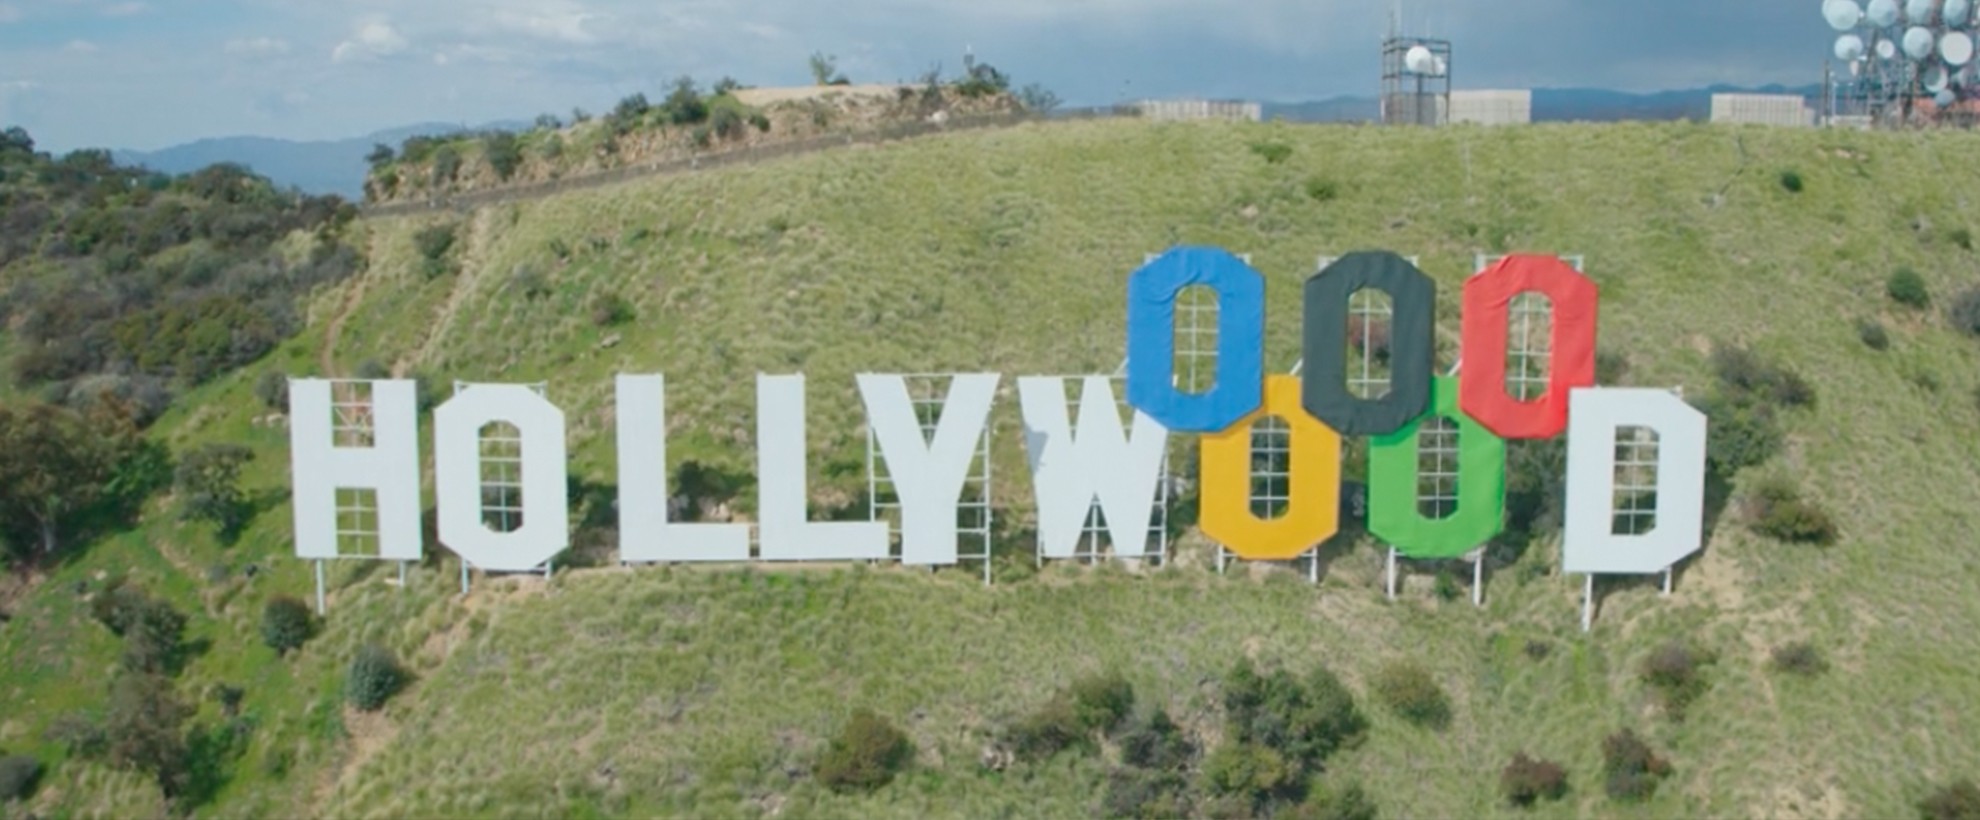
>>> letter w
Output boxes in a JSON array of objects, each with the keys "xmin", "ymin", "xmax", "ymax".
[{"xmin": 1017, "ymin": 376, "xmax": 1170, "ymax": 559}]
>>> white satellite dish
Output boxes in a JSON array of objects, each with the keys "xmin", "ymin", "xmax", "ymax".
[
  {"xmin": 1949, "ymin": 0, "xmax": 1973, "ymax": 25},
  {"xmin": 1905, "ymin": 0, "xmax": 1937, "ymax": 23},
  {"xmin": 1405, "ymin": 45, "xmax": 1434, "ymax": 74},
  {"xmin": 1837, "ymin": 33, "xmax": 1868, "ymax": 61},
  {"xmin": 1431, "ymin": 56, "xmax": 1447, "ymax": 76},
  {"xmin": 1944, "ymin": 30, "xmax": 1975, "ymax": 65},
  {"xmin": 1878, "ymin": 38, "xmax": 1899, "ymax": 58},
  {"xmin": 1826, "ymin": 0, "xmax": 1866, "ymax": 30},
  {"xmin": 1905, "ymin": 26, "xmax": 1937, "ymax": 59},
  {"xmin": 1869, "ymin": 0, "xmax": 1903, "ymax": 26},
  {"xmin": 1926, "ymin": 64, "xmax": 1950, "ymax": 91},
  {"xmin": 1937, "ymin": 89, "xmax": 1957, "ymax": 106}
]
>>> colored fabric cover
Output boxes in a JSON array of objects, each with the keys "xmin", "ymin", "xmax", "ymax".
[
  {"xmin": 1198, "ymin": 374, "xmax": 1341, "ymax": 561},
  {"xmin": 1126, "ymin": 246, "xmax": 1266, "ymax": 434},
  {"xmin": 1459, "ymin": 254, "xmax": 1600, "ymax": 440},
  {"xmin": 1367, "ymin": 376, "xmax": 1507, "ymax": 559},
  {"xmin": 1300, "ymin": 251, "xmax": 1435, "ymax": 437}
]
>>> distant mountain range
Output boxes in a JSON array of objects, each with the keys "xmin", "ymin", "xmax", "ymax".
[
  {"xmin": 110, "ymin": 84, "xmax": 1823, "ymax": 199},
  {"xmin": 111, "ymin": 119, "xmax": 530, "ymax": 200}
]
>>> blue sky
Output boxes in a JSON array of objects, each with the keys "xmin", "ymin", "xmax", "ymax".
[{"xmin": 1, "ymin": 0, "xmax": 1836, "ymax": 153}]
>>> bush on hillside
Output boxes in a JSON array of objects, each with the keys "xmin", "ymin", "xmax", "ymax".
[
  {"xmin": 1222, "ymin": 658, "xmax": 1367, "ymax": 773},
  {"xmin": 413, "ymin": 223, "xmax": 456, "ymax": 278},
  {"xmin": 1953, "ymin": 227, "xmax": 1975, "ymax": 251},
  {"xmin": 430, "ymin": 146, "xmax": 461, "ymax": 186},
  {"xmin": 1282, "ymin": 780, "xmax": 1379, "ymax": 820},
  {"xmin": 483, "ymin": 131, "xmax": 521, "ymax": 180},
  {"xmin": 1305, "ymin": 177, "xmax": 1340, "ymax": 202},
  {"xmin": 1890, "ymin": 268, "xmax": 1931, "ymax": 308},
  {"xmin": 1118, "ymin": 708, "xmax": 1195, "ymax": 771},
  {"xmin": 1693, "ymin": 395, "xmax": 1783, "ymax": 476},
  {"xmin": 1501, "ymin": 752, "xmax": 1569, "ymax": 807},
  {"xmin": 345, "ymin": 643, "xmax": 408, "ymax": 711},
  {"xmin": 1104, "ymin": 767, "xmax": 1192, "ymax": 819},
  {"xmin": 1746, "ymin": 476, "xmax": 1838, "ymax": 545},
  {"xmin": 1709, "ymin": 344, "xmax": 1816, "ymax": 409},
  {"xmin": 174, "ymin": 442, "xmax": 253, "ymax": 540},
  {"xmin": 1007, "ymin": 671, "xmax": 1135, "ymax": 761},
  {"xmin": 1371, "ymin": 660, "xmax": 1451, "ymax": 730},
  {"xmin": 815, "ymin": 708, "xmax": 913, "ymax": 794},
  {"xmin": 589, "ymin": 293, "xmax": 634, "ymax": 327},
  {"xmin": 1601, "ymin": 728, "xmax": 1671, "ymax": 802},
  {"xmin": 1769, "ymin": 641, "xmax": 1828, "ymax": 677},
  {"xmin": 254, "ymin": 370, "xmax": 289, "ymax": 411},
  {"xmin": 1638, "ymin": 642, "xmax": 1714, "ymax": 720},
  {"xmin": 1949, "ymin": 287, "xmax": 1980, "ymax": 336},
  {"xmin": 105, "ymin": 671, "xmax": 192, "ymax": 797},
  {"xmin": 0, "ymin": 754, "xmax": 43, "ymax": 801},
  {"xmin": 1250, "ymin": 141, "xmax": 1293, "ymax": 164},
  {"xmin": 1779, "ymin": 169, "xmax": 1803, "ymax": 192},
  {"xmin": 1859, "ymin": 318, "xmax": 1891, "ymax": 350},
  {"xmin": 91, "ymin": 579, "xmax": 187, "ymax": 674},
  {"xmin": 1919, "ymin": 779, "xmax": 1980, "ymax": 820},
  {"xmin": 1200, "ymin": 741, "xmax": 1299, "ymax": 809},
  {"xmin": 260, "ymin": 596, "xmax": 315, "ymax": 656}
]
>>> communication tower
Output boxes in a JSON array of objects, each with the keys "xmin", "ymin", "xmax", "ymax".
[
  {"xmin": 1382, "ymin": 36, "xmax": 1451, "ymax": 126},
  {"xmin": 1825, "ymin": 0, "xmax": 1980, "ymax": 127}
]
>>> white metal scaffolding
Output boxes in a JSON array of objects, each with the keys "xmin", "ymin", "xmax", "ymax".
[{"xmin": 865, "ymin": 374, "xmax": 996, "ymax": 584}]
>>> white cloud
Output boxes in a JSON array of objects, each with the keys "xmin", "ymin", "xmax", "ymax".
[
  {"xmin": 492, "ymin": 6, "xmax": 598, "ymax": 45},
  {"xmin": 65, "ymin": 40, "xmax": 98, "ymax": 53},
  {"xmin": 227, "ymin": 36, "xmax": 292, "ymax": 57},
  {"xmin": 331, "ymin": 20, "xmax": 409, "ymax": 63}
]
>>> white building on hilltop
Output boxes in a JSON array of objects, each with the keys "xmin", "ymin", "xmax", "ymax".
[
  {"xmin": 1137, "ymin": 99, "xmax": 1263, "ymax": 122},
  {"xmin": 1710, "ymin": 94, "xmax": 1815, "ymax": 127},
  {"xmin": 1446, "ymin": 90, "xmax": 1532, "ymax": 125}
]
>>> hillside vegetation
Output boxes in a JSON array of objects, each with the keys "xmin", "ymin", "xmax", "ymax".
[{"xmin": 5, "ymin": 117, "xmax": 1980, "ymax": 819}]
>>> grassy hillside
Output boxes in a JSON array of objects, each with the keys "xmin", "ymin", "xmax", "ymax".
[{"xmin": 6, "ymin": 117, "xmax": 1980, "ymax": 819}]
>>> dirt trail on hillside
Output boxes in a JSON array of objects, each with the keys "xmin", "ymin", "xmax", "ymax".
[
  {"xmin": 395, "ymin": 209, "xmax": 495, "ymax": 377},
  {"xmin": 319, "ymin": 263, "xmax": 376, "ymax": 377}
]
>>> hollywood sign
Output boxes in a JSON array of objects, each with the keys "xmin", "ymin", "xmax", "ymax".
[{"xmin": 287, "ymin": 249, "xmax": 1707, "ymax": 598}]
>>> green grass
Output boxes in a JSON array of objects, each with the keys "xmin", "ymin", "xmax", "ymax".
[{"xmin": 6, "ymin": 117, "xmax": 1980, "ymax": 818}]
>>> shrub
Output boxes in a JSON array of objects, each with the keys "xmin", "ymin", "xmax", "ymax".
[
  {"xmin": 430, "ymin": 146, "xmax": 461, "ymax": 185},
  {"xmin": 1694, "ymin": 394, "xmax": 1783, "ymax": 476},
  {"xmin": 814, "ymin": 708, "xmax": 913, "ymax": 794},
  {"xmin": 589, "ymin": 293, "xmax": 634, "ymax": 327},
  {"xmin": 260, "ymin": 596, "xmax": 315, "ymax": 656},
  {"xmin": 1949, "ymin": 287, "xmax": 1980, "ymax": 336},
  {"xmin": 1283, "ymin": 781, "xmax": 1379, "ymax": 820},
  {"xmin": 1858, "ymin": 318, "xmax": 1890, "ymax": 350},
  {"xmin": 1778, "ymin": 169, "xmax": 1803, "ymax": 192},
  {"xmin": 1601, "ymin": 728, "xmax": 1671, "ymax": 802},
  {"xmin": 354, "ymin": 359, "xmax": 390, "ymax": 380},
  {"xmin": 1305, "ymin": 177, "xmax": 1340, "ymax": 202},
  {"xmin": 1104, "ymin": 767, "xmax": 1191, "ymax": 819},
  {"xmin": 1118, "ymin": 709, "xmax": 1194, "ymax": 771},
  {"xmin": 1889, "ymin": 267, "xmax": 1931, "ymax": 308},
  {"xmin": 1953, "ymin": 227, "xmax": 1975, "ymax": 251},
  {"xmin": 174, "ymin": 442, "xmax": 253, "ymax": 538},
  {"xmin": 254, "ymin": 370, "xmax": 289, "ymax": 410},
  {"xmin": 0, "ymin": 754, "xmax": 42, "ymax": 801},
  {"xmin": 1919, "ymin": 779, "xmax": 1980, "ymax": 820},
  {"xmin": 1769, "ymin": 641, "xmax": 1828, "ymax": 677},
  {"xmin": 1746, "ymin": 476, "xmax": 1838, "ymax": 545},
  {"xmin": 1371, "ymin": 660, "xmax": 1451, "ymax": 729},
  {"xmin": 1068, "ymin": 671, "xmax": 1136, "ymax": 732},
  {"xmin": 1501, "ymin": 752, "xmax": 1568, "ymax": 807},
  {"xmin": 482, "ymin": 131, "xmax": 521, "ymax": 180},
  {"xmin": 1249, "ymin": 141, "xmax": 1293, "ymax": 164},
  {"xmin": 1222, "ymin": 658, "xmax": 1367, "ymax": 772},
  {"xmin": 345, "ymin": 643, "xmax": 408, "ymax": 711},
  {"xmin": 1709, "ymin": 344, "xmax": 1815, "ymax": 409},
  {"xmin": 413, "ymin": 223, "xmax": 456, "ymax": 279},
  {"xmin": 1639, "ymin": 642, "xmax": 1713, "ymax": 719},
  {"xmin": 1201, "ymin": 741, "xmax": 1298, "ymax": 807},
  {"xmin": 710, "ymin": 106, "xmax": 746, "ymax": 141},
  {"xmin": 105, "ymin": 672, "xmax": 191, "ymax": 797},
  {"xmin": 91, "ymin": 580, "xmax": 186, "ymax": 674},
  {"xmin": 749, "ymin": 112, "xmax": 771, "ymax": 132},
  {"xmin": 690, "ymin": 126, "xmax": 713, "ymax": 148}
]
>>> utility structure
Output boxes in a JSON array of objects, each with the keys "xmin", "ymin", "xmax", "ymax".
[
  {"xmin": 1823, "ymin": 0, "xmax": 1980, "ymax": 127},
  {"xmin": 1381, "ymin": 35, "xmax": 1451, "ymax": 126}
]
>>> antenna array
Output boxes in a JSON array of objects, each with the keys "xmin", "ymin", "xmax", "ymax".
[{"xmin": 1826, "ymin": 0, "xmax": 1980, "ymax": 126}]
